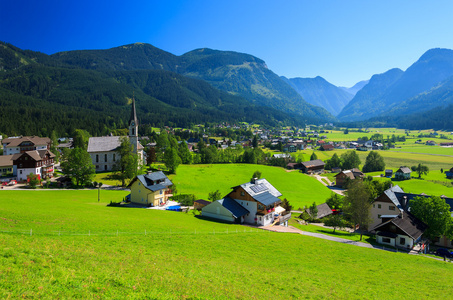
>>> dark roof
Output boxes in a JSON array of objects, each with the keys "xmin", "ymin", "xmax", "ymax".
[
  {"xmin": 253, "ymin": 191, "xmax": 282, "ymax": 206},
  {"xmin": 372, "ymin": 211, "xmax": 428, "ymax": 240},
  {"xmin": 220, "ymin": 197, "xmax": 249, "ymax": 218},
  {"xmin": 194, "ymin": 200, "xmax": 211, "ymax": 206},
  {"xmin": 301, "ymin": 159, "xmax": 325, "ymax": 168},
  {"xmin": 127, "ymin": 171, "xmax": 172, "ymax": 191},
  {"xmin": 376, "ymin": 231, "xmax": 398, "ymax": 238},
  {"xmin": 306, "ymin": 203, "xmax": 333, "ymax": 219}
]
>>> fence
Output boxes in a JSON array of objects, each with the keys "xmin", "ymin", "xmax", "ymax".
[{"xmin": 0, "ymin": 227, "xmax": 270, "ymax": 237}]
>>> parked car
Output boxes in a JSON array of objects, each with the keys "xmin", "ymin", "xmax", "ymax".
[
  {"xmin": 436, "ymin": 248, "xmax": 453, "ymax": 258},
  {"xmin": 7, "ymin": 180, "xmax": 17, "ymax": 186}
]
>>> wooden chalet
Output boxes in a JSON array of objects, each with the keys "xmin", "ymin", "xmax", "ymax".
[
  {"xmin": 395, "ymin": 166, "xmax": 411, "ymax": 180},
  {"xmin": 12, "ymin": 149, "xmax": 55, "ymax": 181},
  {"xmin": 300, "ymin": 159, "xmax": 325, "ymax": 174},
  {"xmin": 334, "ymin": 168, "xmax": 364, "ymax": 187}
]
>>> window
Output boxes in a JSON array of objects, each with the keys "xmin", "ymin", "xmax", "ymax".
[
  {"xmin": 20, "ymin": 170, "xmax": 22, "ymax": 174},
  {"xmin": 241, "ymin": 191, "xmax": 245, "ymax": 196},
  {"xmin": 105, "ymin": 154, "xmax": 108, "ymax": 162},
  {"xmin": 160, "ymin": 190, "xmax": 163, "ymax": 195},
  {"xmin": 399, "ymin": 237, "xmax": 405, "ymax": 245},
  {"xmin": 382, "ymin": 238, "xmax": 391, "ymax": 243},
  {"xmin": 389, "ymin": 206, "xmax": 395, "ymax": 211},
  {"xmin": 378, "ymin": 204, "xmax": 381, "ymax": 209},
  {"xmin": 95, "ymin": 165, "xmax": 99, "ymax": 169},
  {"xmin": 378, "ymin": 214, "xmax": 381, "ymax": 218},
  {"xmin": 104, "ymin": 165, "xmax": 107, "ymax": 171},
  {"xmin": 113, "ymin": 154, "xmax": 116, "ymax": 162},
  {"xmin": 96, "ymin": 155, "xmax": 99, "ymax": 163}
]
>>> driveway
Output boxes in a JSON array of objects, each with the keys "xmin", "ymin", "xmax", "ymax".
[{"xmin": 313, "ymin": 174, "xmax": 345, "ymax": 196}]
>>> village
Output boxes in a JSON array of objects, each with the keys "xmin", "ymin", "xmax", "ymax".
[{"xmin": 2, "ymin": 100, "xmax": 453, "ymax": 261}]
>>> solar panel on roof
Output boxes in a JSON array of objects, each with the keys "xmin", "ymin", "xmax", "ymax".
[{"xmin": 250, "ymin": 184, "xmax": 268, "ymax": 193}]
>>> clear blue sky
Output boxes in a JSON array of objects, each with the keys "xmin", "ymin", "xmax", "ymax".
[{"xmin": 2, "ymin": 0, "xmax": 453, "ymax": 87}]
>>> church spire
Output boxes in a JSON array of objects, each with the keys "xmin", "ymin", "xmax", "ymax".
[{"xmin": 130, "ymin": 95, "xmax": 138, "ymax": 125}]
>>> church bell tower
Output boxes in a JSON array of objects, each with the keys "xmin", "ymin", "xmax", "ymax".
[{"xmin": 129, "ymin": 96, "xmax": 139, "ymax": 154}]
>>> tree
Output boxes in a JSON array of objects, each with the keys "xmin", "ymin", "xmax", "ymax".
[
  {"xmin": 341, "ymin": 150, "xmax": 361, "ymax": 170},
  {"xmin": 325, "ymin": 153, "xmax": 341, "ymax": 170},
  {"xmin": 281, "ymin": 198, "xmax": 293, "ymax": 212},
  {"xmin": 115, "ymin": 137, "xmax": 138, "ymax": 187},
  {"xmin": 178, "ymin": 141, "xmax": 192, "ymax": 164},
  {"xmin": 252, "ymin": 135, "xmax": 258, "ymax": 148},
  {"xmin": 164, "ymin": 147, "xmax": 182, "ymax": 174},
  {"xmin": 146, "ymin": 147, "xmax": 157, "ymax": 165},
  {"xmin": 411, "ymin": 163, "xmax": 429, "ymax": 179},
  {"xmin": 362, "ymin": 151, "xmax": 385, "ymax": 173},
  {"xmin": 252, "ymin": 170, "xmax": 262, "ymax": 180},
  {"xmin": 28, "ymin": 173, "xmax": 41, "ymax": 189},
  {"xmin": 343, "ymin": 180, "xmax": 372, "ymax": 241},
  {"xmin": 310, "ymin": 152, "xmax": 318, "ymax": 161},
  {"xmin": 208, "ymin": 189, "xmax": 222, "ymax": 202},
  {"xmin": 324, "ymin": 214, "xmax": 346, "ymax": 233},
  {"xmin": 326, "ymin": 192, "xmax": 343, "ymax": 210},
  {"xmin": 308, "ymin": 202, "xmax": 318, "ymax": 220},
  {"xmin": 61, "ymin": 147, "xmax": 96, "ymax": 187},
  {"xmin": 72, "ymin": 129, "xmax": 91, "ymax": 150},
  {"xmin": 410, "ymin": 196, "xmax": 453, "ymax": 240}
]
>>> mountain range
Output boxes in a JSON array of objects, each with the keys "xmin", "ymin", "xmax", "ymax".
[{"xmin": 0, "ymin": 42, "xmax": 334, "ymax": 136}]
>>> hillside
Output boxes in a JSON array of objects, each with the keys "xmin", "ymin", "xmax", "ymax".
[
  {"xmin": 339, "ymin": 80, "xmax": 369, "ymax": 96},
  {"xmin": 282, "ymin": 76, "xmax": 354, "ymax": 116},
  {"xmin": 337, "ymin": 68, "xmax": 404, "ymax": 121},
  {"xmin": 1, "ymin": 190, "xmax": 452, "ymax": 298},
  {"xmin": 49, "ymin": 43, "xmax": 335, "ymax": 123},
  {"xmin": 0, "ymin": 42, "xmax": 305, "ymax": 136},
  {"xmin": 338, "ymin": 48, "xmax": 453, "ymax": 122}
]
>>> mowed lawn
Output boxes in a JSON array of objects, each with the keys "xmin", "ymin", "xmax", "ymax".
[
  {"xmin": 169, "ymin": 164, "xmax": 333, "ymax": 209},
  {"xmin": 1, "ymin": 190, "xmax": 453, "ymax": 299}
]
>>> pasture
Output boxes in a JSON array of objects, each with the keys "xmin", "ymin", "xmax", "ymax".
[
  {"xmin": 169, "ymin": 164, "xmax": 332, "ymax": 209},
  {"xmin": 1, "ymin": 190, "xmax": 453, "ymax": 299}
]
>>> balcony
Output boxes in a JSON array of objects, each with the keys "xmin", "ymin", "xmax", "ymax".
[{"xmin": 274, "ymin": 212, "xmax": 291, "ymax": 224}]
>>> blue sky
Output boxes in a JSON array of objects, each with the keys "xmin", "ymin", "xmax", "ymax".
[{"xmin": 2, "ymin": 0, "xmax": 453, "ymax": 87}]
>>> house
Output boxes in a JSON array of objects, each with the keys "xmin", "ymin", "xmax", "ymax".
[
  {"xmin": 334, "ymin": 168, "xmax": 364, "ymax": 187},
  {"xmin": 127, "ymin": 171, "xmax": 173, "ymax": 207},
  {"xmin": 320, "ymin": 144, "xmax": 334, "ymax": 151},
  {"xmin": 371, "ymin": 211, "xmax": 427, "ymax": 250},
  {"xmin": 445, "ymin": 167, "xmax": 453, "ymax": 179},
  {"xmin": 426, "ymin": 140, "xmax": 436, "ymax": 146},
  {"xmin": 272, "ymin": 153, "xmax": 291, "ymax": 159},
  {"xmin": 286, "ymin": 162, "xmax": 302, "ymax": 170},
  {"xmin": 331, "ymin": 167, "xmax": 341, "ymax": 173},
  {"xmin": 201, "ymin": 197, "xmax": 250, "ymax": 223},
  {"xmin": 0, "ymin": 155, "xmax": 14, "ymax": 176},
  {"xmin": 385, "ymin": 169, "xmax": 393, "ymax": 178},
  {"xmin": 300, "ymin": 159, "xmax": 325, "ymax": 174},
  {"xmin": 2, "ymin": 136, "xmax": 51, "ymax": 156},
  {"xmin": 87, "ymin": 98, "xmax": 144, "ymax": 171},
  {"xmin": 370, "ymin": 185, "xmax": 453, "ymax": 247},
  {"xmin": 394, "ymin": 166, "xmax": 411, "ymax": 180},
  {"xmin": 202, "ymin": 178, "xmax": 291, "ymax": 226},
  {"xmin": 305, "ymin": 203, "xmax": 333, "ymax": 220},
  {"xmin": 283, "ymin": 143, "xmax": 297, "ymax": 152},
  {"xmin": 12, "ymin": 149, "xmax": 55, "ymax": 181},
  {"xmin": 194, "ymin": 199, "xmax": 211, "ymax": 210}
]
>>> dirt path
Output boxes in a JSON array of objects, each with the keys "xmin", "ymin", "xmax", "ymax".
[{"xmin": 313, "ymin": 174, "xmax": 345, "ymax": 196}]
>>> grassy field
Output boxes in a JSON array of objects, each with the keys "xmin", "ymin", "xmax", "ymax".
[
  {"xmin": 169, "ymin": 164, "xmax": 332, "ymax": 209},
  {"xmin": 1, "ymin": 190, "xmax": 453, "ymax": 299}
]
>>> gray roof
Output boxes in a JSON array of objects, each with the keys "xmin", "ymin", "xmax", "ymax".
[
  {"xmin": 396, "ymin": 166, "xmax": 412, "ymax": 174},
  {"xmin": 253, "ymin": 191, "xmax": 282, "ymax": 206},
  {"xmin": 240, "ymin": 178, "xmax": 281, "ymax": 197},
  {"xmin": 308, "ymin": 203, "xmax": 333, "ymax": 219},
  {"xmin": 301, "ymin": 159, "xmax": 325, "ymax": 168},
  {"xmin": 219, "ymin": 197, "xmax": 249, "ymax": 218},
  {"xmin": 382, "ymin": 185, "xmax": 405, "ymax": 211},
  {"xmin": 128, "ymin": 171, "xmax": 172, "ymax": 191},
  {"xmin": 87, "ymin": 136, "xmax": 122, "ymax": 152}
]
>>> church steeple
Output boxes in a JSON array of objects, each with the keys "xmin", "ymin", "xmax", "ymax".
[{"xmin": 129, "ymin": 96, "xmax": 139, "ymax": 154}]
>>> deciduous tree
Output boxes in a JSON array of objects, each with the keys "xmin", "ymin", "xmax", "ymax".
[
  {"xmin": 362, "ymin": 151, "xmax": 385, "ymax": 173},
  {"xmin": 61, "ymin": 147, "xmax": 96, "ymax": 187},
  {"xmin": 341, "ymin": 150, "xmax": 361, "ymax": 170},
  {"xmin": 343, "ymin": 180, "xmax": 372, "ymax": 241},
  {"xmin": 115, "ymin": 137, "xmax": 138, "ymax": 187},
  {"xmin": 411, "ymin": 163, "xmax": 429, "ymax": 179}
]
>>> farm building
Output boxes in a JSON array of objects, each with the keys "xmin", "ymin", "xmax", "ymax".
[
  {"xmin": 334, "ymin": 168, "xmax": 364, "ymax": 187},
  {"xmin": 395, "ymin": 166, "xmax": 411, "ymax": 180},
  {"xmin": 300, "ymin": 159, "xmax": 325, "ymax": 174},
  {"xmin": 304, "ymin": 203, "xmax": 333, "ymax": 220},
  {"xmin": 201, "ymin": 197, "xmax": 249, "ymax": 223},
  {"xmin": 127, "ymin": 171, "xmax": 173, "ymax": 207}
]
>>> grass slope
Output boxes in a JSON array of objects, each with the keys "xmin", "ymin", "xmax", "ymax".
[
  {"xmin": 1, "ymin": 190, "xmax": 453, "ymax": 299},
  {"xmin": 169, "ymin": 164, "xmax": 332, "ymax": 209}
]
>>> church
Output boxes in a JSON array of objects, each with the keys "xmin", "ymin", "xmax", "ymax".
[{"xmin": 87, "ymin": 98, "xmax": 144, "ymax": 171}]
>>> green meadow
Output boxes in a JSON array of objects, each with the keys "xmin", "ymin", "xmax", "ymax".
[
  {"xmin": 169, "ymin": 164, "xmax": 332, "ymax": 209},
  {"xmin": 1, "ymin": 190, "xmax": 453, "ymax": 299}
]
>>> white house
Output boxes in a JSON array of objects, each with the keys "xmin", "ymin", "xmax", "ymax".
[{"xmin": 2, "ymin": 136, "xmax": 51, "ymax": 156}]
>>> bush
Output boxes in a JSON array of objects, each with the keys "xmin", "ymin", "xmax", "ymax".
[{"xmin": 171, "ymin": 194, "xmax": 197, "ymax": 206}]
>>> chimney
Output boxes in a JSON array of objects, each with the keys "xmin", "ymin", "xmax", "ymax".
[
  {"xmin": 401, "ymin": 196, "xmax": 408, "ymax": 210},
  {"xmin": 251, "ymin": 178, "xmax": 257, "ymax": 184}
]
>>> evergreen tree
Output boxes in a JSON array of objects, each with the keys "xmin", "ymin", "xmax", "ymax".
[{"xmin": 310, "ymin": 152, "xmax": 318, "ymax": 161}]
